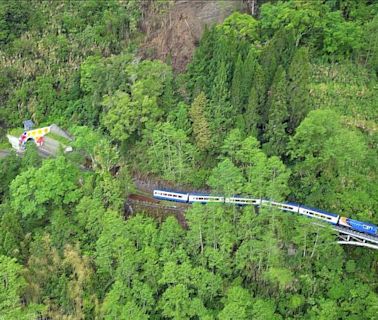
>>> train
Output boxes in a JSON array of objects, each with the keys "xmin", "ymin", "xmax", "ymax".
[{"xmin": 153, "ymin": 189, "xmax": 378, "ymax": 237}]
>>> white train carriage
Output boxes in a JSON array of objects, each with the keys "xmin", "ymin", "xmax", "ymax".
[
  {"xmin": 225, "ymin": 197, "xmax": 261, "ymax": 206},
  {"xmin": 153, "ymin": 190, "xmax": 189, "ymax": 203},
  {"xmin": 188, "ymin": 194, "xmax": 225, "ymax": 204},
  {"xmin": 298, "ymin": 206, "xmax": 339, "ymax": 224},
  {"xmin": 260, "ymin": 200, "xmax": 299, "ymax": 213}
]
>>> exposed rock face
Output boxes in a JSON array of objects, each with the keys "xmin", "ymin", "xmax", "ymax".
[{"xmin": 140, "ymin": 0, "xmax": 244, "ymax": 72}]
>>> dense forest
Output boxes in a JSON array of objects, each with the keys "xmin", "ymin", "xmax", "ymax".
[{"xmin": 0, "ymin": 0, "xmax": 378, "ymax": 319}]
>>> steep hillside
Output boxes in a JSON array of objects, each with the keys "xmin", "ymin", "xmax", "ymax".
[{"xmin": 140, "ymin": 0, "xmax": 244, "ymax": 71}]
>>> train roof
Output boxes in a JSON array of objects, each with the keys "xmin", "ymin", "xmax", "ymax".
[
  {"xmin": 189, "ymin": 192, "xmax": 224, "ymax": 197},
  {"xmin": 227, "ymin": 195, "xmax": 261, "ymax": 199},
  {"xmin": 346, "ymin": 218, "xmax": 378, "ymax": 228},
  {"xmin": 285, "ymin": 201, "xmax": 301, "ymax": 207},
  {"xmin": 154, "ymin": 189, "xmax": 189, "ymax": 195},
  {"xmin": 299, "ymin": 204, "xmax": 339, "ymax": 217}
]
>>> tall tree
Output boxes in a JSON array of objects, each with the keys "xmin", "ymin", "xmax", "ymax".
[
  {"xmin": 263, "ymin": 65, "xmax": 289, "ymax": 157},
  {"xmin": 218, "ymin": 285, "xmax": 253, "ymax": 320},
  {"xmin": 287, "ymin": 47, "xmax": 311, "ymax": 133},
  {"xmin": 244, "ymin": 63, "xmax": 265, "ymax": 137},
  {"xmin": 207, "ymin": 158, "xmax": 245, "ymax": 196},
  {"xmin": 190, "ymin": 92, "xmax": 212, "ymax": 152},
  {"xmin": 139, "ymin": 123, "xmax": 198, "ymax": 183},
  {"xmin": 231, "ymin": 54, "xmax": 244, "ymax": 113},
  {"xmin": 210, "ymin": 61, "xmax": 235, "ymax": 143},
  {"xmin": 186, "ymin": 26, "xmax": 217, "ymax": 98}
]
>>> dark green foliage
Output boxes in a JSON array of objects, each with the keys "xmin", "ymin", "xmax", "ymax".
[
  {"xmin": 287, "ymin": 47, "xmax": 311, "ymax": 133},
  {"xmin": 186, "ymin": 26, "xmax": 217, "ymax": 98},
  {"xmin": 231, "ymin": 54, "xmax": 244, "ymax": 114},
  {"xmin": 209, "ymin": 61, "xmax": 235, "ymax": 146},
  {"xmin": 362, "ymin": 14, "xmax": 378, "ymax": 75},
  {"xmin": 0, "ymin": 152, "xmax": 21, "ymax": 200},
  {"xmin": 0, "ymin": 0, "xmax": 31, "ymax": 45},
  {"xmin": 263, "ymin": 65, "xmax": 289, "ymax": 157},
  {"xmin": 244, "ymin": 62, "xmax": 265, "ymax": 137}
]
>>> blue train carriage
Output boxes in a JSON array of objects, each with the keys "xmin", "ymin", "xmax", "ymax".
[
  {"xmin": 298, "ymin": 205, "xmax": 339, "ymax": 224},
  {"xmin": 153, "ymin": 190, "xmax": 189, "ymax": 203},
  {"xmin": 338, "ymin": 217, "xmax": 378, "ymax": 236},
  {"xmin": 188, "ymin": 193, "xmax": 224, "ymax": 204}
]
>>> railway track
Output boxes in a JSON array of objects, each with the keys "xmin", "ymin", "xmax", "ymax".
[{"xmin": 126, "ymin": 193, "xmax": 188, "ymax": 228}]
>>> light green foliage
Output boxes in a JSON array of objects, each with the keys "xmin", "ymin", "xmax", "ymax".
[
  {"xmin": 98, "ymin": 214, "xmax": 160, "ymax": 318},
  {"xmin": 289, "ymin": 109, "xmax": 376, "ymax": 220},
  {"xmin": 190, "ymin": 92, "xmax": 212, "ymax": 152},
  {"xmin": 0, "ymin": 255, "xmax": 43, "ymax": 319},
  {"xmin": 167, "ymin": 102, "xmax": 192, "ymax": 136},
  {"xmin": 139, "ymin": 122, "xmax": 198, "ymax": 183},
  {"xmin": 218, "ymin": 286, "xmax": 253, "ymax": 320},
  {"xmin": 0, "ymin": 0, "xmax": 377, "ymax": 318},
  {"xmin": 102, "ymin": 293, "xmax": 148, "ymax": 320},
  {"xmin": 102, "ymin": 91, "xmax": 134, "ymax": 142},
  {"xmin": 260, "ymin": 1, "xmax": 323, "ymax": 46},
  {"xmin": 218, "ymin": 12, "xmax": 259, "ymax": 43},
  {"xmin": 322, "ymin": 11, "xmax": 363, "ymax": 59},
  {"xmin": 95, "ymin": 211, "xmax": 128, "ymax": 281},
  {"xmin": 20, "ymin": 143, "xmax": 41, "ymax": 170},
  {"xmin": 10, "ymin": 156, "xmax": 81, "ymax": 220},
  {"xmin": 75, "ymin": 196, "xmax": 106, "ymax": 248},
  {"xmin": 221, "ymin": 131, "xmax": 290, "ymax": 200},
  {"xmin": 158, "ymin": 283, "xmax": 195, "ymax": 320},
  {"xmin": 80, "ymin": 55, "xmax": 105, "ymax": 95},
  {"xmin": 185, "ymin": 204, "xmax": 236, "ymax": 276},
  {"xmin": 207, "ymin": 159, "xmax": 244, "ymax": 196},
  {"xmin": 24, "ymin": 235, "xmax": 95, "ymax": 319},
  {"xmin": 102, "ymin": 60, "xmax": 173, "ymax": 142},
  {"xmin": 310, "ymin": 62, "xmax": 377, "ymax": 121},
  {"xmin": 0, "ymin": 255, "xmax": 25, "ymax": 314},
  {"xmin": 260, "ymin": 0, "xmax": 369, "ymax": 60},
  {"xmin": 251, "ymin": 299, "xmax": 281, "ymax": 320},
  {"xmin": 71, "ymin": 126, "xmax": 120, "ymax": 173}
]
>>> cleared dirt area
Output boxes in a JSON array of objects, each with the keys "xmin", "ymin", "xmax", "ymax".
[{"xmin": 140, "ymin": 0, "xmax": 244, "ymax": 72}]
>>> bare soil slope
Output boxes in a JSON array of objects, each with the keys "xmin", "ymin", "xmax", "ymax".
[{"xmin": 140, "ymin": 0, "xmax": 244, "ymax": 72}]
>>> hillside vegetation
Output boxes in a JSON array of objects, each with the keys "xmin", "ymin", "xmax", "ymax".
[{"xmin": 0, "ymin": 1, "xmax": 377, "ymax": 319}]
